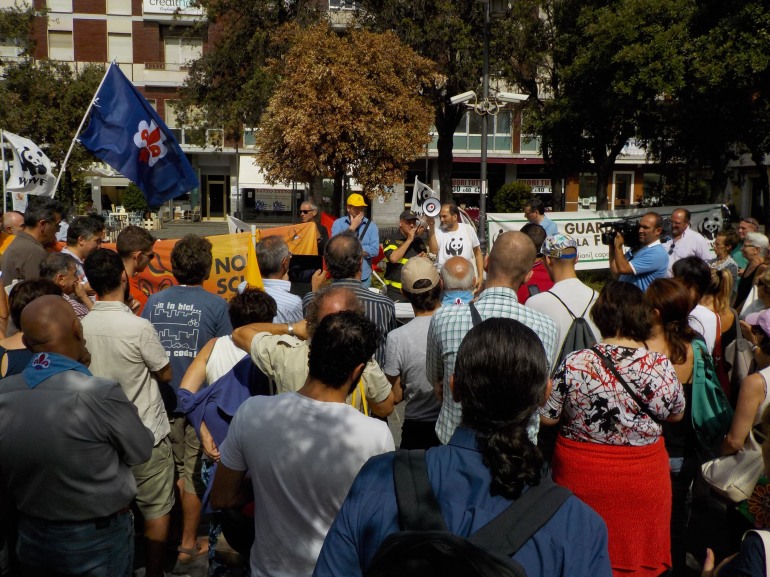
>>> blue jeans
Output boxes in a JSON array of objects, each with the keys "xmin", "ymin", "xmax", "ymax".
[{"xmin": 16, "ymin": 510, "xmax": 133, "ymax": 577}]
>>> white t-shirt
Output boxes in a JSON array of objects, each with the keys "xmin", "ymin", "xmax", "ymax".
[
  {"xmin": 526, "ymin": 278, "xmax": 600, "ymax": 359},
  {"xmin": 433, "ymin": 223, "xmax": 480, "ymax": 275},
  {"xmin": 689, "ymin": 304, "xmax": 717, "ymax": 355},
  {"xmin": 219, "ymin": 393, "xmax": 394, "ymax": 577}
]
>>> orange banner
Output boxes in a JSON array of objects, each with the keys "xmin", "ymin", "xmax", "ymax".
[{"xmin": 105, "ymin": 222, "xmax": 319, "ymax": 302}]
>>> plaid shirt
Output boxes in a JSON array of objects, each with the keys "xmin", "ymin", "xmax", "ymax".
[{"xmin": 427, "ymin": 287, "xmax": 559, "ymax": 444}]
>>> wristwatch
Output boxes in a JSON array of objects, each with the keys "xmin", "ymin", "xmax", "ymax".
[{"xmin": 287, "ymin": 323, "xmax": 295, "ymax": 337}]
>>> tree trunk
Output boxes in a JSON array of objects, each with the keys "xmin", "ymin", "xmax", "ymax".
[
  {"xmin": 751, "ymin": 149, "xmax": 770, "ymax": 230},
  {"xmin": 434, "ymin": 104, "xmax": 465, "ymax": 203},
  {"xmin": 594, "ymin": 162, "xmax": 611, "ymax": 211},
  {"xmin": 332, "ymin": 171, "xmax": 345, "ymax": 217}
]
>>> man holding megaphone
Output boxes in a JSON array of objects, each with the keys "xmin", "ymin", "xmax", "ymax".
[{"xmin": 426, "ymin": 202, "xmax": 484, "ymax": 294}]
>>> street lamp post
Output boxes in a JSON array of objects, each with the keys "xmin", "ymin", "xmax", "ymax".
[
  {"xmin": 479, "ymin": 0, "xmax": 491, "ymax": 256},
  {"xmin": 451, "ymin": 1, "xmax": 527, "ymax": 255}
]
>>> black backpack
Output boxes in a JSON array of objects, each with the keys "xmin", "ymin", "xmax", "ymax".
[
  {"xmin": 548, "ymin": 291, "xmax": 597, "ymax": 368},
  {"xmin": 364, "ymin": 450, "xmax": 571, "ymax": 577}
]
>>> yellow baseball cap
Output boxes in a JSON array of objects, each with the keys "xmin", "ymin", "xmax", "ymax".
[{"xmin": 347, "ymin": 193, "xmax": 367, "ymax": 207}]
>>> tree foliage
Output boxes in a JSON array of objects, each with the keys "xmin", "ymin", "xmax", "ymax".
[
  {"xmin": 0, "ymin": 59, "xmax": 105, "ymax": 206},
  {"xmin": 255, "ymin": 24, "xmax": 435, "ymax": 213},
  {"xmin": 356, "ymin": 0, "xmax": 503, "ymax": 201},
  {"xmin": 0, "ymin": 2, "xmax": 39, "ymax": 61},
  {"xmin": 493, "ymin": 181, "xmax": 532, "ymax": 213},
  {"xmin": 176, "ymin": 0, "xmax": 320, "ymax": 141}
]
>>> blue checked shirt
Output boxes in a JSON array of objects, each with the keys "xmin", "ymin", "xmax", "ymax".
[{"xmin": 426, "ymin": 287, "xmax": 559, "ymax": 444}]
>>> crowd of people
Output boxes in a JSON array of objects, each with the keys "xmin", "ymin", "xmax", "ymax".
[{"xmin": 1, "ymin": 193, "xmax": 770, "ymax": 577}]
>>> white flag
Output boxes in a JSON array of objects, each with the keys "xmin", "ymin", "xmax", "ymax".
[
  {"xmin": 2, "ymin": 131, "xmax": 57, "ymax": 196},
  {"xmin": 412, "ymin": 176, "xmax": 439, "ymax": 215}
]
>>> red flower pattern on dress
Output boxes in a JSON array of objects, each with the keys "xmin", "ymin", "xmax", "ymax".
[{"xmin": 748, "ymin": 483, "xmax": 770, "ymax": 528}]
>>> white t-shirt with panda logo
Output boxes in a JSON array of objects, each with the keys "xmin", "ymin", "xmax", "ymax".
[{"xmin": 434, "ymin": 223, "xmax": 480, "ymax": 276}]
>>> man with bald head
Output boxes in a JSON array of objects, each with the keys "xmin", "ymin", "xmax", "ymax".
[
  {"xmin": 440, "ymin": 256, "xmax": 476, "ymax": 305},
  {"xmin": 427, "ymin": 231, "xmax": 559, "ymax": 444},
  {"xmin": 0, "ymin": 296, "xmax": 153, "ymax": 577},
  {"xmin": 234, "ymin": 284, "xmax": 395, "ymax": 417}
]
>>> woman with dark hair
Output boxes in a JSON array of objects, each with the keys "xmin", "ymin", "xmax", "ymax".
[
  {"xmin": 645, "ymin": 278, "xmax": 700, "ymax": 577},
  {"xmin": 314, "ymin": 318, "xmax": 612, "ymax": 577},
  {"xmin": 540, "ymin": 280, "xmax": 685, "ymax": 577},
  {"xmin": 0, "ymin": 279, "xmax": 63, "ymax": 378}
]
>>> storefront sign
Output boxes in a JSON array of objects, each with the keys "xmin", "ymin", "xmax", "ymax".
[
  {"xmin": 452, "ymin": 179, "xmax": 481, "ymax": 195},
  {"xmin": 142, "ymin": 0, "xmax": 202, "ymax": 16},
  {"xmin": 518, "ymin": 178, "xmax": 552, "ymax": 195}
]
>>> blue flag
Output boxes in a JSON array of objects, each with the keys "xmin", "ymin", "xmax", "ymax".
[{"xmin": 79, "ymin": 64, "xmax": 199, "ymax": 206}]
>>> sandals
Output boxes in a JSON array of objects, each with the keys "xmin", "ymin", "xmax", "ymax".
[{"xmin": 177, "ymin": 540, "xmax": 208, "ymax": 565}]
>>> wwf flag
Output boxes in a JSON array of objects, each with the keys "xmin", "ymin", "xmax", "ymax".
[{"xmin": 2, "ymin": 131, "xmax": 57, "ymax": 196}]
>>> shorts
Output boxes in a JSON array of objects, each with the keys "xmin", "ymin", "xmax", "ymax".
[
  {"xmin": 131, "ymin": 436, "xmax": 175, "ymax": 520},
  {"xmin": 168, "ymin": 416, "xmax": 204, "ymax": 496}
]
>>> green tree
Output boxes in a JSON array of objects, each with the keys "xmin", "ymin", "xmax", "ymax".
[
  {"xmin": 254, "ymin": 24, "xmax": 435, "ymax": 214},
  {"xmin": 0, "ymin": 59, "xmax": 105, "ymax": 207},
  {"xmin": 121, "ymin": 183, "xmax": 149, "ymax": 213},
  {"xmin": 504, "ymin": 0, "xmax": 692, "ymax": 210},
  {"xmin": 493, "ymin": 181, "xmax": 531, "ymax": 212},
  {"xmin": 0, "ymin": 2, "xmax": 40, "ymax": 62},
  {"xmin": 356, "ymin": 0, "xmax": 509, "ymax": 202}
]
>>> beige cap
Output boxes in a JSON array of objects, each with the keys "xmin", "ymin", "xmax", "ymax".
[{"xmin": 401, "ymin": 256, "xmax": 440, "ymax": 294}]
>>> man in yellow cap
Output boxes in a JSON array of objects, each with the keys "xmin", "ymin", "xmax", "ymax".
[{"xmin": 331, "ymin": 193, "xmax": 380, "ymax": 287}]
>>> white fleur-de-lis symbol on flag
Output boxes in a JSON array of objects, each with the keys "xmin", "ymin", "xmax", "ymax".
[{"xmin": 133, "ymin": 120, "xmax": 168, "ymax": 167}]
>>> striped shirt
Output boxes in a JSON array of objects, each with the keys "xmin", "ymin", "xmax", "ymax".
[
  {"xmin": 303, "ymin": 279, "xmax": 398, "ymax": 367},
  {"xmin": 262, "ymin": 279, "xmax": 304, "ymax": 324},
  {"xmin": 426, "ymin": 287, "xmax": 559, "ymax": 444}
]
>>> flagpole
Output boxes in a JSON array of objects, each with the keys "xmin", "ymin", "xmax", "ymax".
[
  {"xmin": 53, "ymin": 61, "xmax": 116, "ymax": 195},
  {"xmin": 1, "ymin": 130, "xmax": 7, "ymax": 212}
]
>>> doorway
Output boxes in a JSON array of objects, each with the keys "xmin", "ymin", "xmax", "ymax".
[
  {"xmin": 204, "ymin": 176, "xmax": 227, "ymax": 220},
  {"xmin": 612, "ymin": 172, "xmax": 635, "ymax": 209}
]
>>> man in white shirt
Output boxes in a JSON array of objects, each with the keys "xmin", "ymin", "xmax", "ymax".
[
  {"xmin": 426, "ymin": 202, "xmax": 483, "ymax": 293},
  {"xmin": 212, "ymin": 310, "xmax": 394, "ymax": 577},
  {"xmin": 254, "ymin": 235, "xmax": 303, "ymax": 323},
  {"xmin": 527, "ymin": 234, "xmax": 600, "ymax": 362},
  {"xmin": 663, "ymin": 208, "xmax": 712, "ymax": 276}
]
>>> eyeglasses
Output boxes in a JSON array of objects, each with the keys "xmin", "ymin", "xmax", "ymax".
[
  {"xmin": 668, "ymin": 242, "xmax": 676, "ymax": 255},
  {"xmin": 299, "ymin": 209, "xmax": 315, "ymax": 214}
]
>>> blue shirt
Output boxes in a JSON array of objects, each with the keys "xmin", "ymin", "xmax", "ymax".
[
  {"xmin": 540, "ymin": 215, "xmax": 558, "ymax": 236},
  {"xmin": 331, "ymin": 216, "xmax": 380, "ymax": 282},
  {"xmin": 314, "ymin": 427, "xmax": 612, "ymax": 577},
  {"xmin": 618, "ymin": 241, "xmax": 668, "ymax": 291}
]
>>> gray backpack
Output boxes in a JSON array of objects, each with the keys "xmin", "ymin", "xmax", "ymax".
[{"xmin": 548, "ymin": 291, "xmax": 597, "ymax": 368}]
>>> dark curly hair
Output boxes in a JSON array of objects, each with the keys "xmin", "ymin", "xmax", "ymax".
[
  {"xmin": 308, "ymin": 311, "xmax": 380, "ymax": 392},
  {"xmin": 228, "ymin": 288, "xmax": 277, "ymax": 328},
  {"xmin": 454, "ymin": 318, "xmax": 549, "ymax": 499},
  {"xmin": 10, "ymin": 279, "xmax": 63, "ymax": 329},
  {"xmin": 171, "ymin": 234, "xmax": 213, "ymax": 285}
]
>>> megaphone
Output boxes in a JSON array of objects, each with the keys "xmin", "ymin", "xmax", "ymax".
[{"xmin": 422, "ymin": 197, "xmax": 441, "ymax": 218}]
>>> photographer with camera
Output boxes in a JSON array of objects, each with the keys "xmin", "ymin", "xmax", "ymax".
[{"xmin": 608, "ymin": 212, "xmax": 668, "ymax": 291}]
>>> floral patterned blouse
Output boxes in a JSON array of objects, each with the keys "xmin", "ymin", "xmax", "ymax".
[{"xmin": 540, "ymin": 344, "xmax": 685, "ymax": 446}]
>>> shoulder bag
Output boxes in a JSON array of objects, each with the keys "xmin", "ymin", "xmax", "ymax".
[{"xmin": 701, "ymin": 425, "xmax": 766, "ymax": 503}]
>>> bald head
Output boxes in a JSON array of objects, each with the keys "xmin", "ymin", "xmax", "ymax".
[
  {"xmin": 441, "ymin": 256, "xmax": 475, "ymax": 291},
  {"xmin": 21, "ymin": 295, "xmax": 90, "ymax": 365},
  {"xmin": 487, "ymin": 231, "xmax": 536, "ymax": 288},
  {"xmin": 3, "ymin": 211, "xmax": 24, "ymax": 235},
  {"xmin": 306, "ymin": 285, "xmax": 362, "ymax": 338}
]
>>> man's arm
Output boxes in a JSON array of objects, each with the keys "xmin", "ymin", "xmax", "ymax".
[
  {"xmin": 472, "ymin": 245, "xmax": 484, "ymax": 292},
  {"xmin": 386, "ymin": 373, "xmax": 404, "ymax": 404},
  {"xmin": 153, "ymin": 362, "xmax": 172, "ymax": 385},
  {"xmin": 609, "ymin": 234, "xmax": 634, "ymax": 276},
  {"xmin": 361, "ymin": 359, "xmax": 395, "ymax": 417},
  {"xmin": 179, "ymin": 338, "xmax": 216, "ymax": 393},
  {"xmin": 361, "ymin": 222, "xmax": 379, "ymax": 259},
  {"xmin": 426, "ymin": 217, "xmax": 438, "ymax": 254},
  {"xmin": 232, "ymin": 321, "xmax": 307, "ymax": 352},
  {"xmin": 103, "ymin": 383, "xmax": 154, "ymax": 465},
  {"xmin": 425, "ymin": 316, "xmax": 443, "ymax": 401},
  {"xmin": 210, "ymin": 463, "xmax": 250, "ymax": 510}
]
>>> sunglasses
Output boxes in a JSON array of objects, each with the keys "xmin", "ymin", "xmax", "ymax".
[
  {"xmin": 300, "ymin": 210, "xmax": 315, "ymax": 214},
  {"xmin": 668, "ymin": 242, "xmax": 676, "ymax": 255}
]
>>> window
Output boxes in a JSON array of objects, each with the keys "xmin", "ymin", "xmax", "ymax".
[
  {"xmin": 164, "ymin": 37, "xmax": 202, "ymax": 67},
  {"xmin": 46, "ymin": 0, "xmax": 72, "ymax": 12},
  {"xmin": 244, "ymin": 129, "xmax": 257, "ymax": 147},
  {"xmin": 108, "ymin": 33, "xmax": 132, "ymax": 63},
  {"xmin": 329, "ymin": 0, "xmax": 356, "ymax": 8},
  {"xmin": 106, "ymin": 0, "xmax": 131, "ymax": 15},
  {"xmin": 48, "ymin": 31, "xmax": 73, "ymax": 61},
  {"xmin": 453, "ymin": 111, "xmax": 512, "ymax": 152}
]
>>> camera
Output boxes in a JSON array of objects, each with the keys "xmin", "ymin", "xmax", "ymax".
[{"xmin": 600, "ymin": 218, "xmax": 641, "ymax": 248}]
